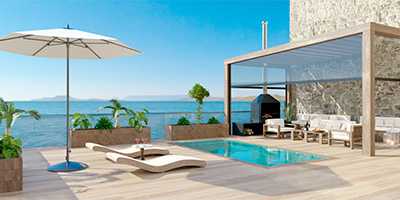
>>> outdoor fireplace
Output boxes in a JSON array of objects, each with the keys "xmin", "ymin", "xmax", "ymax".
[{"xmin": 251, "ymin": 94, "xmax": 281, "ymax": 123}]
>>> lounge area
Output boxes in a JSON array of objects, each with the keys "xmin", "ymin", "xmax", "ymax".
[
  {"xmin": 4, "ymin": 137, "xmax": 400, "ymax": 200},
  {"xmin": 224, "ymin": 22, "xmax": 400, "ymax": 157}
]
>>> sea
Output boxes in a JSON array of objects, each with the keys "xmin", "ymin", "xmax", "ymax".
[{"xmin": 0, "ymin": 101, "xmax": 257, "ymax": 148}]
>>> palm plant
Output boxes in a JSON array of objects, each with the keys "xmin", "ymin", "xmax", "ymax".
[
  {"xmin": 102, "ymin": 99, "xmax": 131, "ymax": 128},
  {"xmin": 127, "ymin": 109, "xmax": 149, "ymax": 132},
  {"xmin": 0, "ymin": 98, "xmax": 41, "ymax": 136}
]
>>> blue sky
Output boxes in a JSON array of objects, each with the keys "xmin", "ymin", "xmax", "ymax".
[{"xmin": 0, "ymin": 0, "xmax": 289, "ymax": 101}]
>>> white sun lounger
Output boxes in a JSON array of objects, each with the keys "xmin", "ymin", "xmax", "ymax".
[
  {"xmin": 106, "ymin": 152, "xmax": 207, "ymax": 173},
  {"xmin": 85, "ymin": 142, "xmax": 169, "ymax": 158}
]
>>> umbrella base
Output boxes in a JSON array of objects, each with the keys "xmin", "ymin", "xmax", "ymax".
[{"xmin": 47, "ymin": 161, "xmax": 88, "ymax": 172}]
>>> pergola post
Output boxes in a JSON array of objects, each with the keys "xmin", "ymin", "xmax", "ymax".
[
  {"xmin": 362, "ymin": 25, "xmax": 375, "ymax": 156},
  {"xmin": 224, "ymin": 63, "xmax": 232, "ymax": 135}
]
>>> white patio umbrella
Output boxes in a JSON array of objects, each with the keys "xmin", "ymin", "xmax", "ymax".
[{"xmin": 0, "ymin": 25, "xmax": 140, "ymax": 172}]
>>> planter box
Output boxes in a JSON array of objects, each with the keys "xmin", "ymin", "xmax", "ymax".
[
  {"xmin": 166, "ymin": 123, "xmax": 228, "ymax": 141},
  {"xmin": 71, "ymin": 127, "xmax": 151, "ymax": 148},
  {"xmin": 0, "ymin": 157, "xmax": 22, "ymax": 193}
]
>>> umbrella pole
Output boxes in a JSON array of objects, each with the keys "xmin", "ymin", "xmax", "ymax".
[
  {"xmin": 47, "ymin": 36, "xmax": 88, "ymax": 172},
  {"xmin": 66, "ymin": 39, "xmax": 70, "ymax": 163}
]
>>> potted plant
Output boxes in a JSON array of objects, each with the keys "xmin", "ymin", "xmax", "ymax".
[
  {"xmin": 285, "ymin": 103, "xmax": 296, "ymax": 124},
  {"xmin": 127, "ymin": 109, "xmax": 150, "ymax": 143},
  {"xmin": 188, "ymin": 83, "xmax": 210, "ymax": 123},
  {"xmin": 102, "ymin": 99, "xmax": 131, "ymax": 128},
  {"xmin": 0, "ymin": 98, "xmax": 40, "ymax": 193},
  {"xmin": 166, "ymin": 84, "xmax": 228, "ymax": 140},
  {"xmin": 71, "ymin": 99, "xmax": 151, "ymax": 148}
]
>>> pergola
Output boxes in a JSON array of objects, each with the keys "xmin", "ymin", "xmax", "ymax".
[{"xmin": 224, "ymin": 22, "xmax": 400, "ymax": 156}]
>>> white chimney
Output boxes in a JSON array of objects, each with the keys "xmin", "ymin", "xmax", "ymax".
[{"xmin": 262, "ymin": 20, "xmax": 268, "ymax": 94}]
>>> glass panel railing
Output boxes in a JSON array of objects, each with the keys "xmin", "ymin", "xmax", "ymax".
[{"xmin": 0, "ymin": 111, "xmax": 250, "ymax": 148}]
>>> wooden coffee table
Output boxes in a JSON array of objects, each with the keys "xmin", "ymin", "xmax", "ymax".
[
  {"xmin": 303, "ymin": 130, "xmax": 328, "ymax": 144},
  {"xmin": 290, "ymin": 129, "xmax": 304, "ymax": 140}
]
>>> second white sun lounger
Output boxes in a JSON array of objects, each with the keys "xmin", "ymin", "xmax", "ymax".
[
  {"xmin": 106, "ymin": 152, "xmax": 207, "ymax": 173},
  {"xmin": 85, "ymin": 142, "xmax": 169, "ymax": 158}
]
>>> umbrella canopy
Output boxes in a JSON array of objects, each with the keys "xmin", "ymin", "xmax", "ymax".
[
  {"xmin": 0, "ymin": 26, "xmax": 140, "ymax": 172},
  {"xmin": 0, "ymin": 27, "xmax": 140, "ymax": 58}
]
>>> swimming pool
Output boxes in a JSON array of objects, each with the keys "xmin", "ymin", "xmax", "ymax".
[{"xmin": 175, "ymin": 139, "xmax": 323, "ymax": 167}]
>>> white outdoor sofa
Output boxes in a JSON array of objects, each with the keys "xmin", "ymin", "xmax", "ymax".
[
  {"xmin": 263, "ymin": 118, "xmax": 294, "ymax": 139},
  {"xmin": 308, "ymin": 119, "xmax": 362, "ymax": 149},
  {"xmin": 297, "ymin": 114, "xmax": 351, "ymax": 122}
]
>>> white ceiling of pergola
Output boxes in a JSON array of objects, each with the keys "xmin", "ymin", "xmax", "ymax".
[{"xmin": 232, "ymin": 34, "xmax": 362, "ymax": 86}]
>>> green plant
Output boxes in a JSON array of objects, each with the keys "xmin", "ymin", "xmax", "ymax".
[
  {"xmin": 285, "ymin": 103, "xmax": 296, "ymax": 122},
  {"xmin": 176, "ymin": 117, "xmax": 191, "ymax": 125},
  {"xmin": 95, "ymin": 117, "xmax": 113, "ymax": 130},
  {"xmin": 207, "ymin": 116, "xmax": 220, "ymax": 124},
  {"xmin": 102, "ymin": 99, "xmax": 131, "ymax": 128},
  {"xmin": 188, "ymin": 83, "xmax": 210, "ymax": 123},
  {"xmin": 0, "ymin": 134, "xmax": 22, "ymax": 159},
  {"xmin": 71, "ymin": 113, "xmax": 92, "ymax": 129},
  {"xmin": 127, "ymin": 109, "xmax": 149, "ymax": 132},
  {"xmin": 0, "ymin": 98, "xmax": 40, "ymax": 135},
  {"xmin": 243, "ymin": 129, "xmax": 254, "ymax": 136}
]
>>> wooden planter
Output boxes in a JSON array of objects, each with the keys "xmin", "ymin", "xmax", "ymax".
[
  {"xmin": 0, "ymin": 157, "xmax": 22, "ymax": 193},
  {"xmin": 166, "ymin": 123, "xmax": 228, "ymax": 141},
  {"xmin": 71, "ymin": 127, "xmax": 151, "ymax": 148}
]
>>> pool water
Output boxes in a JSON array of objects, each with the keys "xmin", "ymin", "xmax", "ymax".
[{"xmin": 176, "ymin": 139, "xmax": 323, "ymax": 167}]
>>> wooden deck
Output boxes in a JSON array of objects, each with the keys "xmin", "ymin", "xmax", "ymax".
[{"xmin": 2, "ymin": 136, "xmax": 400, "ymax": 200}]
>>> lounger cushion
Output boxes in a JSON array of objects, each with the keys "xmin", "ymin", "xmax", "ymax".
[
  {"xmin": 85, "ymin": 142, "xmax": 169, "ymax": 158},
  {"xmin": 106, "ymin": 152, "xmax": 206, "ymax": 173}
]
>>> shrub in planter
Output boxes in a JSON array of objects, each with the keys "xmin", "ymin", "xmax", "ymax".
[
  {"xmin": 72, "ymin": 113, "xmax": 92, "ymax": 129},
  {"xmin": 71, "ymin": 105, "xmax": 152, "ymax": 148},
  {"xmin": 176, "ymin": 117, "xmax": 191, "ymax": 125},
  {"xmin": 0, "ymin": 135, "xmax": 23, "ymax": 192},
  {"xmin": 0, "ymin": 135, "xmax": 22, "ymax": 159},
  {"xmin": 95, "ymin": 117, "xmax": 113, "ymax": 130},
  {"xmin": 207, "ymin": 117, "xmax": 220, "ymax": 124},
  {"xmin": 0, "ymin": 98, "xmax": 40, "ymax": 193}
]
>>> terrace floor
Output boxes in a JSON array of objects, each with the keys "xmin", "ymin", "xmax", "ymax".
[{"xmin": 2, "ymin": 136, "xmax": 400, "ymax": 200}]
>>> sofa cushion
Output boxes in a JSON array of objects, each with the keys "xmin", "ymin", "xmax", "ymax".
[
  {"xmin": 393, "ymin": 118, "xmax": 400, "ymax": 128},
  {"xmin": 331, "ymin": 131, "xmax": 350, "ymax": 141},
  {"xmin": 280, "ymin": 127, "xmax": 294, "ymax": 132},
  {"xmin": 268, "ymin": 127, "xmax": 279, "ymax": 133},
  {"xmin": 309, "ymin": 119, "xmax": 321, "ymax": 129},
  {"xmin": 265, "ymin": 118, "xmax": 284, "ymax": 127}
]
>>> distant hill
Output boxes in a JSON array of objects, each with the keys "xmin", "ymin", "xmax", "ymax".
[
  {"xmin": 32, "ymin": 96, "xmax": 105, "ymax": 102},
  {"xmin": 123, "ymin": 95, "xmax": 190, "ymax": 101},
  {"xmin": 124, "ymin": 95, "xmax": 256, "ymax": 102},
  {"xmin": 31, "ymin": 95, "xmax": 279, "ymax": 102}
]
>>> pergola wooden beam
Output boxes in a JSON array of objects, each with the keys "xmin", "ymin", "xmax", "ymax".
[
  {"xmin": 224, "ymin": 22, "xmax": 400, "ymax": 156},
  {"xmin": 224, "ymin": 64, "xmax": 231, "ymax": 135},
  {"xmin": 362, "ymin": 24, "xmax": 375, "ymax": 156}
]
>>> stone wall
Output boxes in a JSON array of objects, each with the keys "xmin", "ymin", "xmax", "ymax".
[
  {"xmin": 290, "ymin": 0, "xmax": 400, "ymax": 118},
  {"xmin": 290, "ymin": 0, "xmax": 400, "ymax": 42},
  {"xmin": 375, "ymin": 35, "xmax": 400, "ymax": 117},
  {"xmin": 293, "ymin": 80, "xmax": 362, "ymax": 117}
]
